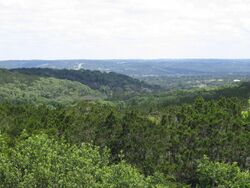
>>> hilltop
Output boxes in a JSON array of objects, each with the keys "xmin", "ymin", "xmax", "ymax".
[{"xmin": 11, "ymin": 68, "xmax": 160, "ymax": 98}]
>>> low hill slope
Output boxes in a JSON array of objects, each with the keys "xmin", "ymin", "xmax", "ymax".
[
  {"xmin": 12, "ymin": 68, "xmax": 160, "ymax": 98},
  {"xmin": 0, "ymin": 69, "xmax": 103, "ymax": 104},
  {"xmin": 126, "ymin": 81, "xmax": 250, "ymax": 111}
]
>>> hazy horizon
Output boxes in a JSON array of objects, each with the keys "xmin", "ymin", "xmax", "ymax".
[{"xmin": 1, "ymin": 58, "xmax": 250, "ymax": 61}]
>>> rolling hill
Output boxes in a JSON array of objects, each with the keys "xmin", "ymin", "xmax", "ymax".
[
  {"xmin": 0, "ymin": 69, "xmax": 103, "ymax": 105},
  {"xmin": 11, "ymin": 68, "xmax": 160, "ymax": 98}
]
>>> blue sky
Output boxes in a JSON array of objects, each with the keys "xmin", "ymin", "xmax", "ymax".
[{"xmin": 0, "ymin": 0, "xmax": 250, "ymax": 60}]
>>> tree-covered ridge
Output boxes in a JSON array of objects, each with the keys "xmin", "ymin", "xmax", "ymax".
[
  {"xmin": 1, "ymin": 68, "xmax": 250, "ymax": 187},
  {"xmin": 0, "ymin": 69, "xmax": 103, "ymax": 104},
  {"xmin": 126, "ymin": 81, "xmax": 250, "ymax": 112},
  {"xmin": 0, "ymin": 69, "xmax": 38, "ymax": 84},
  {"xmin": 0, "ymin": 96, "xmax": 250, "ymax": 186},
  {"xmin": 12, "ymin": 68, "xmax": 161, "ymax": 98}
]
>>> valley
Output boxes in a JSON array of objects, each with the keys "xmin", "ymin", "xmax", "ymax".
[{"xmin": 0, "ymin": 64, "xmax": 250, "ymax": 187}]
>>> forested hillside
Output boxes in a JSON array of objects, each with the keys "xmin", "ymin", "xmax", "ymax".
[
  {"xmin": 126, "ymin": 81, "xmax": 250, "ymax": 112},
  {"xmin": 12, "ymin": 68, "xmax": 160, "ymax": 98},
  {"xmin": 0, "ymin": 69, "xmax": 103, "ymax": 105},
  {"xmin": 0, "ymin": 68, "xmax": 250, "ymax": 187}
]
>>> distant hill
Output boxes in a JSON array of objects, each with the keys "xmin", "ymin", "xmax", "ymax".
[
  {"xmin": 0, "ymin": 69, "xmax": 103, "ymax": 105},
  {"xmin": 126, "ymin": 81, "xmax": 250, "ymax": 110},
  {"xmin": 12, "ymin": 68, "xmax": 160, "ymax": 98},
  {"xmin": 211, "ymin": 82, "xmax": 250, "ymax": 99},
  {"xmin": 1, "ymin": 59, "xmax": 250, "ymax": 77}
]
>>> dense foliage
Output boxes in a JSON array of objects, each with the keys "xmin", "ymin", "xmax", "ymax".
[
  {"xmin": 0, "ymin": 133, "xmax": 174, "ymax": 187},
  {"xmin": 197, "ymin": 156, "xmax": 250, "ymax": 187},
  {"xmin": 126, "ymin": 81, "xmax": 250, "ymax": 111},
  {"xmin": 0, "ymin": 68, "xmax": 250, "ymax": 187},
  {"xmin": 12, "ymin": 68, "xmax": 160, "ymax": 98},
  {"xmin": 0, "ymin": 69, "xmax": 103, "ymax": 104},
  {"xmin": 0, "ymin": 97, "xmax": 250, "ymax": 186}
]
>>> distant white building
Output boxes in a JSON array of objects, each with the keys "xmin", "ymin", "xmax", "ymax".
[
  {"xmin": 233, "ymin": 79, "xmax": 241, "ymax": 82},
  {"xmin": 73, "ymin": 63, "xmax": 84, "ymax": 70}
]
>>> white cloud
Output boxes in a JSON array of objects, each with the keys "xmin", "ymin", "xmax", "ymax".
[{"xmin": 0, "ymin": 0, "xmax": 250, "ymax": 59}]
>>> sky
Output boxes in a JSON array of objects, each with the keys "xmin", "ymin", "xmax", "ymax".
[{"xmin": 0, "ymin": 0, "xmax": 250, "ymax": 60}]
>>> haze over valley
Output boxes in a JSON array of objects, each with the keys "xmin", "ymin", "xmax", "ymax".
[{"xmin": 1, "ymin": 59, "xmax": 250, "ymax": 77}]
